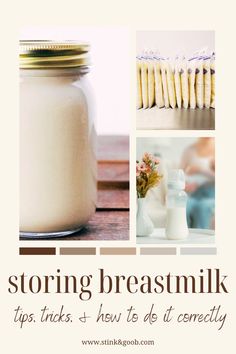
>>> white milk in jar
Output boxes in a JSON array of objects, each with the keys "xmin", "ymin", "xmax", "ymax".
[{"xmin": 19, "ymin": 41, "xmax": 96, "ymax": 238}]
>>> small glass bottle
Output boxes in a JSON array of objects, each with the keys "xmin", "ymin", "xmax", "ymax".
[{"xmin": 165, "ymin": 169, "xmax": 188, "ymax": 240}]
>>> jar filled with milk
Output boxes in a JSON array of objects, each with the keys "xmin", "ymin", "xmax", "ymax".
[
  {"xmin": 19, "ymin": 41, "xmax": 96, "ymax": 238},
  {"xmin": 165, "ymin": 169, "xmax": 188, "ymax": 240}
]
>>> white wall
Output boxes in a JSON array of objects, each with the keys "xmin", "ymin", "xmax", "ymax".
[
  {"xmin": 137, "ymin": 30, "xmax": 215, "ymax": 57},
  {"xmin": 137, "ymin": 137, "xmax": 198, "ymax": 169},
  {"xmin": 20, "ymin": 26, "xmax": 130, "ymax": 136}
]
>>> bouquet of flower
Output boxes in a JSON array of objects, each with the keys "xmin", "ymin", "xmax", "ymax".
[{"xmin": 136, "ymin": 153, "xmax": 162, "ymax": 198}]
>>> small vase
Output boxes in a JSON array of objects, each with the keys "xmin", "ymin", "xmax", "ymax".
[{"xmin": 136, "ymin": 197, "xmax": 154, "ymax": 236}]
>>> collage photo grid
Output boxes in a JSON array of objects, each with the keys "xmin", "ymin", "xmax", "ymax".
[{"xmin": 19, "ymin": 29, "xmax": 215, "ymax": 250}]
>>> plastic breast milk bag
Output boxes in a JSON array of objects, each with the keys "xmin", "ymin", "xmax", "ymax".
[
  {"xmin": 188, "ymin": 57, "xmax": 197, "ymax": 109},
  {"xmin": 196, "ymin": 56, "xmax": 204, "ymax": 109},
  {"xmin": 161, "ymin": 59, "xmax": 170, "ymax": 108},
  {"xmin": 147, "ymin": 52, "xmax": 155, "ymax": 108},
  {"xmin": 140, "ymin": 53, "xmax": 149, "ymax": 109},
  {"xmin": 174, "ymin": 57, "xmax": 182, "ymax": 108},
  {"xmin": 165, "ymin": 169, "xmax": 189, "ymax": 240},
  {"xmin": 154, "ymin": 55, "xmax": 164, "ymax": 108},
  {"xmin": 210, "ymin": 53, "xmax": 215, "ymax": 108},
  {"xmin": 166, "ymin": 59, "xmax": 176, "ymax": 108},
  {"xmin": 203, "ymin": 55, "xmax": 211, "ymax": 108},
  {"xmin": 180, "ymin": 57, "xmax": 189, "ymax": 109},
  {"xmin": 136, "ymin": 57, "xmax": 143, "ymax": 109}
]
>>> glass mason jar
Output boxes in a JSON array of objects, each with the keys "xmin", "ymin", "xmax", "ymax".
[{"xmin": 19, "ymin": 41, "xmax": 97, "ymax": 238}]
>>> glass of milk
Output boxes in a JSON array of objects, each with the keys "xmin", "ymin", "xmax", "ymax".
[
  {"xmin": 165, "ymin": 169, "xmax": 189, "ymax": 240},
  {"xmin": 19, "ymin": 41, "xmax": 97, "ymax": 238}
]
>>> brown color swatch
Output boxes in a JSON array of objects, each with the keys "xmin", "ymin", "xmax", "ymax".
[
  {"xmin": 100, "ymin": 247, "xmax": 136, "ymax": 255},
  {"xmin": 60, "ymin": 247, "xmax": 96, "ymax": 255},
  {"xmin": 19, "ymin": 247, "xmax": 56, "ymax": 255}
]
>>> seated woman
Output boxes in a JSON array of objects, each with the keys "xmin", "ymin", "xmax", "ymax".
[{"xmin": 181, "ymin": 138, "xmax": 215, "ymax": 229}]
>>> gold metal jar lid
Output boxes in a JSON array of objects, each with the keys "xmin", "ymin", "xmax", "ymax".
[{"xmin": 20, "ymin": 40, "xmax": 90, "ymax": 69}]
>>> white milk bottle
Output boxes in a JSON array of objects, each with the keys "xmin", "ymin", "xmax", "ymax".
[{"xmin": 165, "ymin": 169, "xmax": 189, "ymax": 240}]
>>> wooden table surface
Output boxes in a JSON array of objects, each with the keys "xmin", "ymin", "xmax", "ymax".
[{"xmin": 22, "ymin": 136, "xmax": 129, "ymax": 241}]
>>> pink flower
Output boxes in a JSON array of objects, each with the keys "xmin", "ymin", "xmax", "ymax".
[
  {"xmin": 139, "ymin": 162, "xmax": 146, "ymax": 172},
  {"xmin": 139, "ymin": 162, "xmax": 151, "ymax": 174},
  {"xmin": 153, "ymin": 157, "xmax": 160, "ymax": 164}
]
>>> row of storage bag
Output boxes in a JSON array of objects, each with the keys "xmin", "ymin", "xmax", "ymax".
[{"xmin": 136, "ymin": 53, "xmax": 215, "ymax": 109}]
